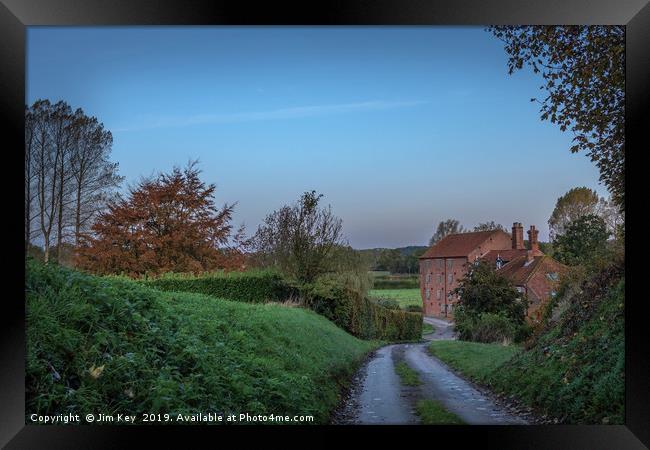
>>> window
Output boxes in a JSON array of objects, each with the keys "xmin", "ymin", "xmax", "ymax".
[
  {"xmin": 437, "ymin": 274, "xmax": 442, "ymax": 284},
  {"xmin": 447, "ymin": 259, "xmax": 453, "ymax": 269},
  {"xmin": 426, "ymin": 289, "xmax": 430, "ymax": 299},
  {"xmin": 546, "ymin": 272, "xmax": 559, "ymax": 281},
  {"xmin": 426, "ymin": 274, "xmax": 431, "ymax": 283},
  {"xmin": 447, "ymin": 273, "xmax": 453, "ymax": 284},
  {"xmin": 437, "ymin": 289, "xmax": 441, "ymax": 299},
  {"xmin": 437, "ymin": 259, "xmax": 443, "ymax": 269}
]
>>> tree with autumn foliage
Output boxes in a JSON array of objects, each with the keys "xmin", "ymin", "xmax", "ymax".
[{"xmin": 76, "ymin": 162, "xmax": 247, "ymax": 276}]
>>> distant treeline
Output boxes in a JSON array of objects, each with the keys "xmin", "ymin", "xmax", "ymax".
[{"xmin": 357, "ymin": 246, "xmax": 427, "ymax": 274}]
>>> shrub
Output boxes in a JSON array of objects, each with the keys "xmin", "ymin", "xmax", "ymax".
[{"xmin": 454, "ymin": 310, "xmax": 530, "ymax": 344}]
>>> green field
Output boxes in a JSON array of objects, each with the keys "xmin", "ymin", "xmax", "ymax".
[
  {"xmin": 26, "ymin": 261, "xmax": 378, "ymax": 424},
  {"xmin": 368, "ymin": 288, "xmax": 422, "ymax": 309}
]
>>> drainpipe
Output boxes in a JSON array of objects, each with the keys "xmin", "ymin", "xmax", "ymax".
[{"xmin": 443, "ymin": 258, "xmax": 447, "ymax": 318}]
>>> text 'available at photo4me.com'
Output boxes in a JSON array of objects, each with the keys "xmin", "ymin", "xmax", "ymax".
[{"xmin": 29, "ymin": 412, "xmax": 315, "ymax": 424}]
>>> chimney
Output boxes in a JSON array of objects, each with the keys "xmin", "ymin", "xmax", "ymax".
[
  {"xmin": 511, "ymin": 222, "xmax": 524, "ymax": 249},
  {"xmin": 527, "ymin": 225, "xmax": 540, "ymax": 254}
]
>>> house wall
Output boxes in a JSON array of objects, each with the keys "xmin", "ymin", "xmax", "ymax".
[
  {"xmin": 419, "ymin": 230, "xmax": 513, "ymax": 317},
  {"xmin": 524, "ymin": 258, "xmax": 564, "ymax": 322},
  {"xmin": 420, "ymin": 257, "xmax": 467, "ymax": 317}
]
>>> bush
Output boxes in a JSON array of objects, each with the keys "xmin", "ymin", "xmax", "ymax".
[
  {"xmin": 304, "ymin": 275, "xmax": 422, "ymax": 341},
  {"xmin": 454, "ymin": 310, "xmax": 530, "ymax": 344},
  {"xmin": 141, "ymin": 269, "xmax": 298, "ymax": 303}
]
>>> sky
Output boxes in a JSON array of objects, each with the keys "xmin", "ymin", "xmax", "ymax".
[{"xmin": 26, "ymin": 26, "xmax": 608, "ymax": 248}]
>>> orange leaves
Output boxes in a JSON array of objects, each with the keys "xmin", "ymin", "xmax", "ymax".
[{"xmin": 76, "ymin": 161, "xmax": 248, "ymax": 277}]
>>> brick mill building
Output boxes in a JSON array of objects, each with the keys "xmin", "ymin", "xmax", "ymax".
[{"xmin": 419, "ymin": 222, "xmax": 565, "ymax": 322}]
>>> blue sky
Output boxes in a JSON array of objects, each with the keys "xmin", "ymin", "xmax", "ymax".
[{"xmin": 26, "ymin": 27, "xmax": 607, "ymax": 248}]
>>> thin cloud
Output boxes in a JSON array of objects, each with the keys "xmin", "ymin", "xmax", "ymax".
[{"xmin": 114, "ymin": 100, "xmax": 427, "ymax": 131}]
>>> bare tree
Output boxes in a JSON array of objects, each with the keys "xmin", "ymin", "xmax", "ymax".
[
  {"xmin": 429, "ymin": 218, "xmax": 465, "ymax": 246},
  {"xmin": 25, "ymin": 106, "xmax": 36, "ymax": 253},
  {"xmin": 474, "ymin": 221, "xmax": 505, "ymax": 232},
  {"xmin": 31, "ymin": 100, "xmax": 58, "ymax": 263},
  {"xmin": 25, "ymin": 99, "xmax": 122, "ymax": 263},
  {"xmin": 50, "ymin": 102, "xmax": 77, "ymax": 261},
  {"xmin": 252, "ymin": 191, "xmax": 344, "ymax": 283},
  {"xmin": 68, "ymin": 113, "xmax": 122, "ymax": 246}
]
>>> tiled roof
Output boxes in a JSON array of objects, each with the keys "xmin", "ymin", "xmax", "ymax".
[
  {"xmin": 482, "ymin": 249, "xmax": 529, "ymax": 265},
  {"xmin": 419, "ymin": 230, "xmax": 511, "ymax": 259},
  {"xmin": 497, "ymin": 254, "xmax": 547, "ymax": 286}
]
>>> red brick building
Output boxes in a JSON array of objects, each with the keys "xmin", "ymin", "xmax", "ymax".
[{"xmin": 419, "ymin": 222, "xmax": 565, "ymax": 321}]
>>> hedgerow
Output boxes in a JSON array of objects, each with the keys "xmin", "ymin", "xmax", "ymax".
[
  {"xmin": 140, "ymin": 270, "xmax": 298, "ymax": 303},
  {"xmin": 304, "ymin": 274, "xmax": 422, "ymax": 341}
]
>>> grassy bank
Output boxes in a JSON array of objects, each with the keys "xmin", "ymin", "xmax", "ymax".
[
  {"xmin": 26, "ymin": 261, "xmax": 377, "ymax": 424},
  {"xmin": 486, "ymin": 265, "xmax": 624, "ymax": 424},
  {"xmin": 428, "ymin": 260, "xmax": 624, "ymax": 424},
  {"xmin": 143, "ymin": 270, "xmax": 422, "ymax": 341}
]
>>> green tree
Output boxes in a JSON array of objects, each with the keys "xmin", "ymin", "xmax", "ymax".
[
  {"xmin": 489, "ymin": 26, "xmax": 624, "ymax": 209},
  {"xmin": 429, "ymin": 219, "xmax": 465, "ymax": 246},
  {"xmin": 548, "ymin": 187, "xmax": 600, "ymax": 240},
  {"xmin": 252, "ymin": 191, "xmax": 345, "ymax": 283},
  {"xmin": 553, "ymin": 214, "xmax": 611, "ymax": 266},
  {"xmin": 454, "ymin": 261, "xmax": 528, "ymax": 324}
]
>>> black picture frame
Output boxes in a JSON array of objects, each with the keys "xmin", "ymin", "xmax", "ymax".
[{"xmin": 2, "ymin": 1, "xmax": 648, "ymax": 448}]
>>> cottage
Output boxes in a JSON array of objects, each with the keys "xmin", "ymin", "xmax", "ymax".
[{"xmin": 419, "ymin": 222, "xmax": 565, "ymax": 321}]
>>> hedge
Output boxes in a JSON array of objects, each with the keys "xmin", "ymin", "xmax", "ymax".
[
  {"xmin": 142, "ymin": 270, "xmax": 422, "ymax": 342},
  {"xmin": 304, "ymin": 278, "xmax": 422, "ymax": 341},
  {"xmin": 141, "ymin": 270, "xmax": 298, "ymax": 303},
  {"xmin": 372, "ymin": 279, "xmax": 420, "ymax": 289}
]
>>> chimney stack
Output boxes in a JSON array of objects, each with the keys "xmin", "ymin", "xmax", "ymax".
[
  {"xmin": 511, "ymin": 222, "xmax": 524, "ymax": 249},
  {"xmin": 527, "ymin": 225, "xmax": 540, "ymax": 254}
]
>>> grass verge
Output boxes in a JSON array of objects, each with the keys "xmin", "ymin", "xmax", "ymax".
[
  {"xmin": 427, "ymin": 341, "xmax": 521, "ymax": 384},
  {"xmin": 394, "ymin": 361, "xmax": 421, "ymax": 386},
  {"xmin": 416, "ymin": 399, "xmax": 465, "ymax": 425}
]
